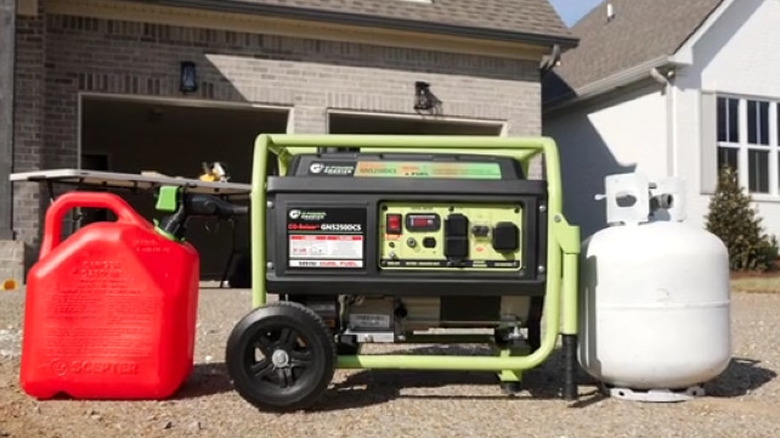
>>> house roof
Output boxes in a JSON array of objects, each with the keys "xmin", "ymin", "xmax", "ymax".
[
  {"xmin": 544, "ymin": 0, "xmax": 725, "ymax": 104},
  {"xmin": 152, "ymin": 0, "xmax": 578, "ymax": 47}
]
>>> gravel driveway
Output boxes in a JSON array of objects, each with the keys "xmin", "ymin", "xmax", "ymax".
[{"xmin": 1, "ymin": 288, "xmax": 779, "ymax": 438}]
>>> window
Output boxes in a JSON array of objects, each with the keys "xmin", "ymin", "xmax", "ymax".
[
  {"xmin": 717, "ymin": 97, "xmax": 740, "ymax": 176},
  {"xmin": 717, "ymin": 96, "xmax": 739, "ymax": 143},
  {"xmin": 715, "ymin": 95, "xmax": 778, "ymax": 195},
  {"xmin": 747, "ymin": 100, "xmax": 770, "ymax": 145}
]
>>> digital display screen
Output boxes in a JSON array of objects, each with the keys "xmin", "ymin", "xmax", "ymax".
[
  {"xmin": 412, "ymin": 217, "xmax": 432, "ymax": 227},
  {"xmin": 405, "ymin": 214, "xmax": 440, "ymax": 232}
]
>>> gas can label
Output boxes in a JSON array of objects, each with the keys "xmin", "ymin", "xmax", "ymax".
[{"xmin": 287, "ymin": 207, "xmax": 366, "ymax": 269}]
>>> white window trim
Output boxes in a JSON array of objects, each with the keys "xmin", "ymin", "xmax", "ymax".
[{"xmin": 716, "ymin": 94, "xmax": 780, "ymax": 199}]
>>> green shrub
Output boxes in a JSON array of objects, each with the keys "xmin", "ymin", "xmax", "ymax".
[{"xmin": 705, "ymin": 166, "xmax": 779, "ymax": 272}]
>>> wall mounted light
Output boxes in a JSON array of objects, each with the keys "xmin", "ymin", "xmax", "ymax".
[
  {"xmin": 414, "ymin": 81, "xmax": 442, "ymax": 114},
  {"xmin": 180, "ymin": 61, "xmax": 198, "ymax": 93}
]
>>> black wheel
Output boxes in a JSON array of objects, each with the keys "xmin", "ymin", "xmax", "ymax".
[{"xmin": 225, "ymin": 301, "xmax": 336, "ymax": 412}]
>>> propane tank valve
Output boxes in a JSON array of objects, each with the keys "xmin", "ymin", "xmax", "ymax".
[{"xmin": 595, "ymin": 173, "xmax": 686, "ymax": 226}]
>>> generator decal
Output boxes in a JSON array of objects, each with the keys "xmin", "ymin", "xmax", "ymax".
[
  {"xmin": 287, "ymin": 207, "xmax": 366, "ymax": 269},
  {"xmin": 354, "ymin": 161, "xmax": 502, "ymax": 179},
  {"xmin": 306, "ymin": 161, "xmax": 356, "ymax": 176}
]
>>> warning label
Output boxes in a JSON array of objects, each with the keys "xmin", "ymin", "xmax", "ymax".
[
  {"xmin": 289, "ymin": 236, "xmax": 364, "ymax": 268},
  {"xmin": 290, "ymin": 235, "xmax": 362, "ymax": 257},
  {"xmin": 286, "ymin": 207, "xmax": 366, "ymax": 269},
  {"xmin": 289, "ymin": 259, "xmax": 364, "ymax": 268}
]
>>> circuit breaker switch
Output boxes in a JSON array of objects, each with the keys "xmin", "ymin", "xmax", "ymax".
[{"xmin": 472, "ymin": 224, "xmax": 490, "ymax": 237}]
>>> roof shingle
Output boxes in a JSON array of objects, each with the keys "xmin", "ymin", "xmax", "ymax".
[
  {"xmin": 211, "ymin": 0, "xmax": 576, "ymax": 44},
  {"xmin": 545, "ymin": 0, "xmax": 725, "ymax": 101}
]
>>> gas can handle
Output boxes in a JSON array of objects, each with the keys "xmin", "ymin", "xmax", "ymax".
[{"xmin": 39, "ymin": 191, "xmax": 152, "ymax": 258}]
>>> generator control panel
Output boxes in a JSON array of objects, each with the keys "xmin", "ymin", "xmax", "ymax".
[{"xmin": 379, "ymin": 202, "xmax": 522, "ymax": 271}]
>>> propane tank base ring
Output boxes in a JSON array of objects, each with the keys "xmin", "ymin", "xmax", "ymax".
[{"xmin": 605, "ymin": 385, "xmax": 705, "ymax": 403}]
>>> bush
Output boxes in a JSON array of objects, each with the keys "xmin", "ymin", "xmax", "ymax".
[{"xmin": 705, "ymin": 166, "xmax": 779, "ymax": 272}]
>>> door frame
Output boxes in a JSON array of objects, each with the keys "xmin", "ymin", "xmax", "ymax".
[{"xmin": 77, "ymin": 92, "xmax": 293, "ymax": 169}]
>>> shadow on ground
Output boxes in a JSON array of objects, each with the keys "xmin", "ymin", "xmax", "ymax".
[
  {"xmin": 704, "ymin": 357, "xmax": 777, "ymax": 397},
  {"xmin": 309, "ymin": 344, "xmax": 595, "ymax": 412},
  {"xmin": 175, "ymin": 363, "xmax": 234, "ymax": 399},
  {"xmin": 310, "ymin": 353, "xmax": 777, "ymax": 412},
  {"xmin": 171, "ymin": 352, "xmax": 777, "ymax": 412}
]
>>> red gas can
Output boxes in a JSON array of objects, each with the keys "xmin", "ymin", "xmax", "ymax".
[{"xmin": 20, "ymin": 191, "xmax": 200, "ymax": 400}]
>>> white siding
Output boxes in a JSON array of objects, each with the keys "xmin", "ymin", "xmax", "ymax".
[
  {"xmin": 544, "ymin": 87, "xmax": 668, "ymax": 238},
  {"xmin": 676, "ymin": 0, "xmax": 780, "ymax": 238}
]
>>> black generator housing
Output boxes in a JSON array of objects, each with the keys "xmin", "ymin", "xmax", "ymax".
[{"xmin": 264, "ymin": 152, "xmax": 548, "ymax": 299}]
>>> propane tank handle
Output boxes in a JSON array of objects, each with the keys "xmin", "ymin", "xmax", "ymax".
[{"xmin": 39, "ymin": 191, "xmax": 152, "ymax": 259}]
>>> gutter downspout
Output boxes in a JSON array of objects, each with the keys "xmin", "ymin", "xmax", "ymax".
[
  {"xmin": 666, "ymin": 73, "xmax": 677, "ymax": 178},
  {"xmin": 650, "ymin": 66, "xmax": 677, "ymax": 178},
  {"xmin": 0, "ymin": 0, "xmax": 15, "ymax": 240}
]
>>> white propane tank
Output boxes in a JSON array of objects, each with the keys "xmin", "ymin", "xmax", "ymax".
[{"xmin": 578, "ymin": 173, "xmax": 731, "ymax": 402}]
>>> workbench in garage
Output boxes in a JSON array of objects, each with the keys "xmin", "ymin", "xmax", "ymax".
[{"xmin": 9, "ymin": 168, "xmax": 252, "ymax": 288}]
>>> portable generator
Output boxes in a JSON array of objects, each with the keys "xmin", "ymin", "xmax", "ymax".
[{"xmin": 225, "ymin": 134, "xmax": 581, "ymax": 412}]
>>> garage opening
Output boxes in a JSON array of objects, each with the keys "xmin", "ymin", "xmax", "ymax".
[
  {"xmin": 328, "ymin": 112, "xmax": 505, "ymax": 136},
  {"xmin": 80, "ymin": 96, "xmax": 289, "ymax": 282}
]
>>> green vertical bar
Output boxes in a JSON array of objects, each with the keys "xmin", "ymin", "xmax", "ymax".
[
  {"xmin": 553, "ymin": 218, "xmax": 581, "ymax": 335},
  {"xmin": 562, "ymin": 253, "xmax": 579, "ymax": 335},
  {"xmin": 541, "ymin": 136, "xmax": 581, "ymax": 336},
  {"xmin": 251, "ymin": 134, "xmax": 270, "ymax": 308}
]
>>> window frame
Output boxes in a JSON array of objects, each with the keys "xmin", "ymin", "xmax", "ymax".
[{"xmin": 715, "ymin": 94, "xmax": 779, "ymax": 198}]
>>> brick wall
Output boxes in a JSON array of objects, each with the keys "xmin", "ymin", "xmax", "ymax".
[
  {"xmin": 13, "ymin": 13, "xmax": 543, "ymax": 266},
  {"xmin": 13, "ymin": 3, "xmax": 45, "ymax": 271},
  {"xmin": 0, "ymin": 240, "xmax": 25, "ymax": 287}
]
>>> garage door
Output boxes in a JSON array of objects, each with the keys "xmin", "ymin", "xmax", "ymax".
[{"xmin": 80, "ymin": 96, "xmax": 289, "ymax": 281}]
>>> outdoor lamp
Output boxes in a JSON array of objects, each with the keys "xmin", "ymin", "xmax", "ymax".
[
  {"xmin": 180, "ymin": 61, "xmax": 198, "ymax": 93},
  {"xmin": 414, "ymin": 81, "xmax": 442, "ymax": 113}
]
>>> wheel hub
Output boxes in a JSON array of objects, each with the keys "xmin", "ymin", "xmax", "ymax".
[{"xmin": 271, "ymin": 349, "xmax": 290, "ymax": 367}]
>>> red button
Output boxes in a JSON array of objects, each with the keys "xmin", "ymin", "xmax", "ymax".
[{"xmin": 387, "ymin": 214, "xmax": 402, "ymax": 234}]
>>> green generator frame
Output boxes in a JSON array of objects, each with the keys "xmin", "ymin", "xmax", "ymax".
[{"xmin": 248, "ymin": 134, "xmax": 581, "ymax": 399}]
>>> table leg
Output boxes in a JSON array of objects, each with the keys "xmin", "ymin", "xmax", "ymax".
[{"xmin": 220, "ymin": 217, "xmax": 238, "ymax": 288}]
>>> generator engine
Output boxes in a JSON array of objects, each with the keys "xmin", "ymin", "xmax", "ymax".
[{"xmin": 265, "ymin": 151, "xmax": 547, "ymax": 350}]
